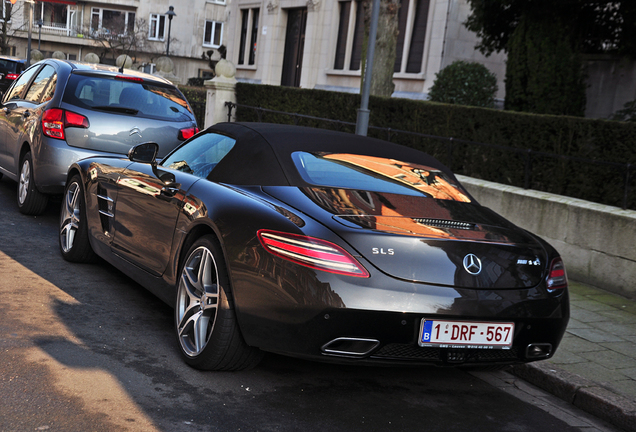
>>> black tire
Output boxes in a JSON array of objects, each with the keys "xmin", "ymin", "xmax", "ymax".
[
  {"xmin": 175, "ymin": 235, "xmax": 263, "ymax": 371},
  {"xmin": 17, "ymin": 151, "xmax": 48, "ymax": 215},
  {"xmin": 59, "ymin": 175, "xmax": 96, "ymax": 263}
]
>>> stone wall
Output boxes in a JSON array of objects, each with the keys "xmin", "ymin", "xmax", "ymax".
[{"xmin": 458, "ymin": 175, "xmax": 636, "ymax": 299}]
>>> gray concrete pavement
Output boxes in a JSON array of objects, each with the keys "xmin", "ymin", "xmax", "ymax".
[{"xmin": 511, "ymin": 281, "xmax": 636, "ymax": 432}]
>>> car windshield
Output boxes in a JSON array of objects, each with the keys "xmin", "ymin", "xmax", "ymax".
[
  {"xmin": 292, "ymin": 151, "xmax": 472, "ymax": 202},
  {"xmin": 62, "ymin": 74, "xmax": 193, "ymax": 122}
]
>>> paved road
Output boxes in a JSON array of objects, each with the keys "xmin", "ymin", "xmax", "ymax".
[{"xmin": 0, "ymin": 177, "xmax": 618, "ymax": 432}]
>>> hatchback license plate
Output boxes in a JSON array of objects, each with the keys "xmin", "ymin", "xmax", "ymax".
[{"xmin": 419, "ymin": 319, "xmax": 514, "ymax": 349}]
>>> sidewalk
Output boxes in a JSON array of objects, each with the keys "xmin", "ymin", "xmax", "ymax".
[{"xmin": 511, "ymin": 281, "xmax": 636, "ymax": 431}]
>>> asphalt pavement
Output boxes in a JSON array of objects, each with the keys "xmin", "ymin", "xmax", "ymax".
[{"xmin": 511, "ymin": 281, "xmax": 636, "ymax": 432}]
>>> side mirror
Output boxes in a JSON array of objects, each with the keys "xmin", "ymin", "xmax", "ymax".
[{"xmin": 128, "ymin": 142, "xmax": 159, "ymax": 164}]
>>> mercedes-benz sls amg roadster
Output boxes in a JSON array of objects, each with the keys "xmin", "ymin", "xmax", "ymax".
[{"xmin": 59, "ymin": 122, "xmax": 569, "ymax": 371}]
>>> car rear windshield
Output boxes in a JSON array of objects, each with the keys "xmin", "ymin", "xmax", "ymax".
[
  {"xmin": 292, "ymin": 151, "xmax": 472, "ymax": 202},
  {"xmin": 62, "ymin": 73, "xmax": 193, "ymax": 122},
  {"xmin": 0, "ymin": 59, "xmax": 22, "ymax": 73}
]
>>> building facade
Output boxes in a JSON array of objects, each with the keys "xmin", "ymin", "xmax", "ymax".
[
  {"xmin": 225, "ymin": 0, "xmax": 507, "ymax": 101},
  {"xmin": 4, "ymin": 0, "xmax": 230, "ymax": 84},
  {"xmin": 4, "ymin": 0, "xmax": 633, "ymax": 118}
]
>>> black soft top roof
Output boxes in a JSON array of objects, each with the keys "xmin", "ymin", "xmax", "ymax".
[{"xmin": 207, "ymin": 122, "xmax": 457, "ymax": 187}]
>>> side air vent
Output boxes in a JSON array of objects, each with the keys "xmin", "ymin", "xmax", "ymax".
[
  {"xmin": 412, "ymin": 218, "xmax": 474, "ymax": 230},
  {"xmin": 97, "ymin": 187, "xmax": 114, "ymax": 235}
]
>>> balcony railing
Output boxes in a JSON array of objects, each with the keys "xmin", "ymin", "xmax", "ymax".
[{"xmin": 34, "ymin": 22, "xmax": 78, "ymax": 37}]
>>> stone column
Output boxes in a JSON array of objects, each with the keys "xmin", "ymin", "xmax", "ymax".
[{"xmin": 204, "ymin": 59, "xmax": 237, "ymax": 128}]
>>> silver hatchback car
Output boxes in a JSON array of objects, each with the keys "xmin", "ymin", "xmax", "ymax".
[{"xmin": 0, "ymin": 59, "xmax": 198, "ymax": 215}]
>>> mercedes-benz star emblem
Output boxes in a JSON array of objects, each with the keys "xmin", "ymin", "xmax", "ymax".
[{"xmin": 463, "ymin": 254, "xmax": 482, "ymax": 275}]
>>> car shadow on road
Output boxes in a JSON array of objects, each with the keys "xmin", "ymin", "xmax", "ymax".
[{"xmin": 0, "ymin": 178, "xmax": 583, "ymax": 432}]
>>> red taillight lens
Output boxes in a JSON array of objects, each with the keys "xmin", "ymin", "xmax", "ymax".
[
  {"xmin": 42, "ymin": 108, "xmax": 89, "ymax": 140},
  {"xmin": 258, "ymin": 230, "xmax": 370, "ymax": 278},
  {"xmin": 178, "ymin": 127, "xmax": 199, "ymax": 141},
  {"xmin": 115, "ymin": 75, "xmax": 144, "ymax": 82},
  {"xmin": 42, "ymin": 108, "xmax": 64, "ymax": 139},
  {"xmin": 5, "ymin": 73, "xmax": 19, "ymax": 80},
  {"xmin": 65, "ymin": 111, "xmax": 90, "ymax": 128},
  {"xmin": 546, "ymin": 257, "xmax": 567, "ymax": 291}
]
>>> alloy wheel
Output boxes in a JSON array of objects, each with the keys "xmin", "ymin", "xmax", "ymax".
[
  {"xmin": 18, "ymin": 159, "xmax": 31, "ymax": 205},
  {"xmin": 60, "ymin": 182, "xmax": 81, "ymax": 253},
  {"xmin": 176, "ymin": 246, "xmax": 219, "ymax": 357}
]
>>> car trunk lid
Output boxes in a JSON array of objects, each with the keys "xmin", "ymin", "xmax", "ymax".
[{"xmin": 264, "ymin": 186, "xmax": 547, "ymax": 289}]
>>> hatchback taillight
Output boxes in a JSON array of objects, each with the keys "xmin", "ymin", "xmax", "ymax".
[
  {"xmin": 42, "ymin": 108, "xmax": 89, "ymax": 140},
  {"xmin": 257, "ymin": 230, "xmax": 370, "ymax": 278},
  {"xmin": 546, "ymin": 257, "xmax": 567, "ymax": 291},
  {"xmin": 5, "ymin": 73, "xmax": 19, "ymax": 80},
  {"xmin": 178, "ymin": 127, "xmax": 199, "ymax": 141}
]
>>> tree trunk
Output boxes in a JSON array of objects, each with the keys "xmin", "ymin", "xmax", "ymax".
[{"xmin": 361, "ymin": 0, "xmax": 399, "ymax": 97}]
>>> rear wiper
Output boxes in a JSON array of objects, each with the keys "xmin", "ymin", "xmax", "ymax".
[{"xmin": 93, "ymin": 106, "xmax": 139, "ymax": 115}]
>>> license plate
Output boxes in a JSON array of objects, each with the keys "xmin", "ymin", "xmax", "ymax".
[{"xmin": 419, "ymin": 319, "xmax": 514, "ymax": 349}]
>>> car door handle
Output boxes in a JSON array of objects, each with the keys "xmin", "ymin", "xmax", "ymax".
[{"xmin": 23, "ymin": 110, "xmax": 30, "ymax": 118}]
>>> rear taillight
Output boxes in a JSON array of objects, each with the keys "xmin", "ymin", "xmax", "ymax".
[
  {"xmin": 42, "ymin": 108, "xmax": 89, "ymax": 140},
  {"xmin": 5, "ymin": 73, "xmax": 19, "ymax": 80},
  {"xmin": 258, "ymin": 230, "xmax": 370, "ymax": 278},
  {"xmin": 115, "ymin": 75, "xmax": 143, "ymax": 82},
  {"xmin": 178, "ymin": 127, "xmax": 199, "ymax": 141},
  {"xmin": 546, "ymin": 257, "xmax": 567, "ymax": 291}
]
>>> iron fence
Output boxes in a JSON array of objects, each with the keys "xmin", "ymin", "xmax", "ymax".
[{"xmin": 225, "ymin": 101, "xmax": 634, "ymax": 210}]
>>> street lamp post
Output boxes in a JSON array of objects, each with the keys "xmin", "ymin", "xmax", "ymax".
[
  {"xmin": 355, "ymin": 0, "xmax": 380, "ymax": 136},
  {"xmin": 25, "ymin": 0, "xmax": 34, "ymax": 67},
  {"xmin": 35, "ymin": 19, "xmax": 43, "ymax": 50},
  {"xmin": 165, "ymin": 6, "xmax": 176, "ymax": 57}
]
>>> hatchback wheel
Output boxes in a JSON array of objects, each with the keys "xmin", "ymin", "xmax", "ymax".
[
  {"xmin": 17, "ymin": 152, "xmax": 48, "ymax": 215},
  {"xmin": 175, "ymin": 236, "xmax": 263, "ymax": 371},
  {"xmin": 59, "ymin": 175, "xmax": 96, "ymax": 263}
]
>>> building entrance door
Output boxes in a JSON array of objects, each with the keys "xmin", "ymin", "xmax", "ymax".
[{"xmin": 281, "ymin": 8, "xmax": 307, "ymax": 87}]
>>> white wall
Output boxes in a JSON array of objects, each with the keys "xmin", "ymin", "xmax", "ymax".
[{"xmin": 459, "ymin": 175, "xmax": 636, "ymax": 299}]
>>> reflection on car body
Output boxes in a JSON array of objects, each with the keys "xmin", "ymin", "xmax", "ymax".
[{"xmin": 59, "ymin": 123, "xmax": 569, "ymax": 371}]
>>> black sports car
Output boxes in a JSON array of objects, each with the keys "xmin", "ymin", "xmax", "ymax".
[{"xmin": 59, "ymin": 123, "xmax": 569, "ymax": 371}]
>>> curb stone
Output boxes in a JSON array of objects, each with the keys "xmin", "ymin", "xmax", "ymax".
[{"xmin": 511, "ymin": 362, "xmax": 636, "ymax": 432}]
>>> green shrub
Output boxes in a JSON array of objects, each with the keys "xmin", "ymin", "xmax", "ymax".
[
  {"xmin": 179, "ymin": 86, "xmax": 206, "ymax": 104},
  {"xmin": 505, "ymin": 16, "xmax": 586, "ymax": 116},
  {"xmin": 187, "ymin": 77, "xmax": 206, "ymax": 87},
  {"xmin": 428, "ymin": 61, "xmax": 498, "ymax": 108}
]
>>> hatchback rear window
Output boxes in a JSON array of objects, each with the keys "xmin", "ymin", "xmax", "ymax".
[
  {"xmin": 62, "ymin": 74, "xmax": 193, "ymax": 122},
  {"xmin": 292, "ymin": 152, "xmax": 472, "ymax": 202},
  {"xmin": 0, "ymin": 59, "xmax": 22, "ymax": 74}
]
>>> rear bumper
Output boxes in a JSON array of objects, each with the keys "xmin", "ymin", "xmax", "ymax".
[
  {"xmin": 231, "ymin": 261, "xmax": 570, "ymax": 367},
  {"xmin": 33, "ymin": 137, "xmax": 123, "ymax": 194}
]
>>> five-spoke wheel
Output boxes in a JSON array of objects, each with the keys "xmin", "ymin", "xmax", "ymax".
[
  {"xmin": 59, "ymin": 175, "xmax": 95, "ymax": 263},
  {"xmin": 176, "ymin": 236, "xmax": 262, "ymax": 370}
]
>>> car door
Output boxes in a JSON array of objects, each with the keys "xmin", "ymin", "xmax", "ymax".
[
  {"xmin": 0, "ymin": 64, "xmax": 41, "ymax": 173},
  {"xmin": 110, "ymin": 162, "xmax": 201, "ymax": 276},
  {"xmin": 110, "ymin": 131, "xmax": 237, "ymax": 276}
]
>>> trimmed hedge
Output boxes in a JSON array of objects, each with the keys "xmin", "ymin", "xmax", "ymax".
[
  {"xmin": 179, "ymin": 86, "xmax": 206, "ymax": 104},
  {"xmin": 232, "ymin": 83, "xmax": 636, "ymax": 209},
  {"xmin": 179, "ymin": 86, "xmax": 207, "ymax": 127}
]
